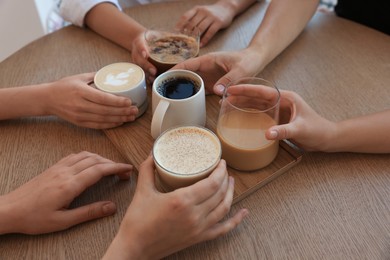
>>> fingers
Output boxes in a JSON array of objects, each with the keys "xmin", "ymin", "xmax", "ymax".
[
  {"xmin": 132, "ymin": 49, "xmax": 157, "ymax": 80},
  {"xmin": 74, "ymin": 121, "xmax": 125, "ymax": 130},
  {"xmin": 179, "ymin": 8, "xmax": 205, "ymax": 33},
  {"xmin": 58, "ymin": 153, "xmax": 133, "ymax": 197},
  {"xmin": 137, "ymin": 155, "xmax": 158, "ymax": 191},
  {"xmin": 266, "ymin": 123, "xmax": 297, "ymax": 141},
  {"xmin": 199, "ymin": 18, "xmax": 219, "ymax": 47},
  {"xmin": 196, "ymin": 170, "xmax": 229, "ymax": 214},
  {"xmin": 202, "ymin": 208, "xmax": 249, "ymax": 241},
  {"xmin": 176, "ymin": 8, "xmax": 197, "ymax": 31},
  {"xmin": 67, "ymin": 152, "xmax": 113, "ymax": 174},
  {"xmin": 203, "ymin": 176, "xmax": 234, "ymax": 223},
  {"xmin": 83, "ymin": 86, "xmax": 133, "ymax": 108},
  {"xmin": 58, "ymin": 151, "xmax": 97, "ymax": 168},
  {"xmin": 62, "ymin": 72, "xmax": 96, "ymax": 84},
  {"xmin": 172, "ymin": 56, "xmax": 203, "ymax": 72},
  {"xmin": 187, "ymin": 160, "xmax": 228, "ymax": 205},
  {"xmin": 190, "ymin": 176, "xmax": 248, "ymax": 242},
  {"xmin": 68, "ymin": 105, "xmax": 138, "ymax": 122},
  {"xmin": 57, "ymin": 201, "xmax": 117, "ymax": 230},
  {"xmin": 227, "ymin": 84, "xmax": 279, "ymax": 101},
  {"xmin": 75, "ymin": 161, "xmax": 133, "ymax": 191},
  {"xmin": 213, "ymin": 70, "xmax": 242, "ymax": 96}
]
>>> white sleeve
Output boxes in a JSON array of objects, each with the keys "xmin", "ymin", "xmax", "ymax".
[{"xmin": 59, "ymin": 0, "xmax": 122, "ymax": 27}]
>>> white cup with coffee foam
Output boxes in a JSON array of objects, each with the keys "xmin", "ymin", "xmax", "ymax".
[
  {"xmin": 151, "ymin": 69, "xmax": 206, "ymax": 139},
  {"xmin": 94, "ymin": 62, "xmax": 148, "ymax": 117},
  {"xmin": 153, "ymin": 126, "xmax": 221, "ymax": 191}
]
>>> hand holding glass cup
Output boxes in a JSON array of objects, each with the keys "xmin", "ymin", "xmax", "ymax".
[
  {"xmin": 144, "ymin": 27, "xmax": 200, "ymax": 76},
  {"xmin": 216, "ymin": 77, "xmax": 280, "ymax": 171}
]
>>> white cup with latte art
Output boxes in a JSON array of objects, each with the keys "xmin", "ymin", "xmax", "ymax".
[
  {"xmin": 94, "ymin": 62, "xmax": 148, "ymax": 117},
  {"xmin": 153, "ymin": 126, "xmax": 221, "ymax": 191}
]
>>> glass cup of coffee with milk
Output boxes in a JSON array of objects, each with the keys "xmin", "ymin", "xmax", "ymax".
[
  {"xmin": 94, "ymin": 62, "xmax": 148, "ymax": 117},
  {"xmin": 216, "ymin": 77, "xmax": 281, "ymax": 171},
  {"xmin": 145, "ymin": 27, "xmax": 200, "ymax": 76},
  {"xmin": 153, "ymin": 125, "xmax": 222, "ymax": 191}
]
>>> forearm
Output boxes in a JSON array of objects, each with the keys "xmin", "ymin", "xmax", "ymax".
[
  {"xmin": 0, "ymin": 195, "xmax": 17, "ymax": 234},
  {"xmin": 85, "ymin": 3, "xmax": 145, "ymax": 51},
  {"xmin": 0, "ymin": 84, "xmax": 51, "ymax": 120},
  {"xmin": 326, "ymin": 110, "xmax": 390, "ymax": 153},
  {"xmin": 248, "ymin": 0, "xmax": 319, "ymax": 73}
]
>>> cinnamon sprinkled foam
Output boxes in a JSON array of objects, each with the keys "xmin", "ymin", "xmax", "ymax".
[{"xmin": 154, "ymin": 127, "xmax": 221, "ymax": 175}]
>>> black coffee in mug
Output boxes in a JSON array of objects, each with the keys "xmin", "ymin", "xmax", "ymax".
[{"xmin": 159, "ymin": 77, "xmax": 198, "ymax": 99}]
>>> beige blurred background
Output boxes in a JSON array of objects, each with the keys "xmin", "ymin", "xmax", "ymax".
[{"xmin": 0, "ymin": 0, "xmax": 65, "ymax": 62}]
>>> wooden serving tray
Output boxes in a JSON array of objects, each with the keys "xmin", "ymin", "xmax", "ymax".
[{"xmin": 104, "ymin": 92, "xmax": 302, "ymax": 204}]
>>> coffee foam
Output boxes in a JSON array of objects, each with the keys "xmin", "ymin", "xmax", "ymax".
[
  {"xmin": 154, "ymin": 127, "xmax": 221, "ymax": 175},
  {"xmin": 149, "ymin": 35, "xmax": 199, "ymax": 64},
  {"xmin": 95, "ymin": 63, "xmax": 144, "ymax": 92}
]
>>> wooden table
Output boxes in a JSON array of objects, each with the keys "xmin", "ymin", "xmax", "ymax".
[{"xmin": 1, "ymin": 1, "xmax": 389, "ymax": 259}]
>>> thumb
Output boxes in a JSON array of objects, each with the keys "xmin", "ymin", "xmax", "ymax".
[
  {"xmin": 213, "ymin": 76, "xmax": 231, "ymax": 96},
  {"xmin": 137, "ymin": 155, "xmax": 157, "ymax": 190},
  {"xmin": 266, "ymin": 123, "xmax": 297, "ymax": 141},
  {"xmin": 79, "ymin": 72, "xmax": 96, "ymax": 84},
  {"xmin": 59, "ymin": 201, "xmax": 117, "ymax": 228},
  {"xmin": 213, "ymin": 69, "xmax": 242, "ymax": 96}
]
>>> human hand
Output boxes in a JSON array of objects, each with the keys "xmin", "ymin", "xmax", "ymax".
[
  {"xmin": 104, "ymin": 156, "xmax": 248, "ymax": 259},
  {"xmin": 45, "ymin": 73, "xmax": 139, "ymax": 129},
  {"xmin": 172, "ymin": 48, "xmax": 263, "ymax": 96},
  {"xmin": 0, "ymin": 152, "xmax": 133, "ymax": 235},
  {"xmin": 130, "ymin": 30, "xmax": 158, "ymax": 82},
  {"xmin": 176, "ymin": 3, "xmax": 236, "ymax": 47},
  {"xmin": 228, "ymin": 84, "xmax": 335, "ymax": 151}
]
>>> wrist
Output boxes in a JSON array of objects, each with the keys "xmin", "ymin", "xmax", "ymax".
[
  {"xmin": 103, "ymin": 229, "xmax": 145, "ymax": 260},
  {"xmin": 37, "ymin": 82, "xmax": 56, "ymax": 116},
  {"xmin": 217, "ymin": 0, "xmax": 256, "ymax": 16},
  {"xmin": 216, "ymin": 0, "xmax": 238, "ymax": 17},
  {"xmin": 318, "ymin": 120, "xmax": 341, "ymax": 153},
  {"xmin": 240, "ymin": 47, "xmax": 267, "ymax": 75}
]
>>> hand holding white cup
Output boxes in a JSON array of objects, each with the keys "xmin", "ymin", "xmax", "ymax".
[{"xmin": 94, "ymin": 62, "xmax": 148, "ymax": 117}]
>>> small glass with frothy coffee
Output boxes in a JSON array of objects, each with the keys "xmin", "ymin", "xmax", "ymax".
[
  {"xmin": 145, "ymin": 27, "xmax": 200, "ymax": 76},
  {"xmin": 153, "ymin": 126, "xmax": 222, "ymax": 191},
  {"xmin": 216, "ymin": 77, "xmax": 280, "ymax": 171}
]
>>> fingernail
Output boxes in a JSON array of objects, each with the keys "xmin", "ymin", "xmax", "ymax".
[
  {"xmin": 131, "ymin": 106, "xmax": 139, "ymax": 114},
  {"xmin": 122, "ymin": 171, "xmax": 131, "ymax": 178},
  {"xmin": 269, "ymin": 130, "xmax": 278, "ymax": 139},
  {"xmin": 148, "ymin": 68, "xmax": 156, "ymax": 76},
  {"xmin": 148, "ymin": 76, "xmax": 155, "ymax": 83},
  {"xmin": 215, "ymin": 84, "xmax": 225, "ymax": 95},
  {"xmin": 220, "ymin": 159, "xmax": 226, "ymax": 166},
  {"xmin": 102, "ymin": 202, "xmax": 116, "ymax": 215},
  {"xmin": 142, "ymin": 50, "xmax": 147, "ymax": 59},
  {"xmin": 229, "ymin": 176, "xmax": 235, "ymax": 186},
  {"xmin": 125, "ymin": 99, "xmax": 132, "ymax": 106}
]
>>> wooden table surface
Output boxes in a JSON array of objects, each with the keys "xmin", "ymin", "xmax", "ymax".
[{"xmin": 1, "ymin": 1, "xmax": 389, "ymax": 259}]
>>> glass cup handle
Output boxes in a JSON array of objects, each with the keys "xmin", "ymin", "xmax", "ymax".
[{"xmin": 151, "ymin": 100, "xmax": 170, "ymax": 139}]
